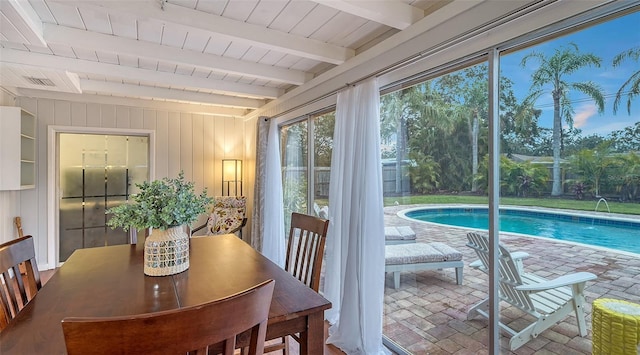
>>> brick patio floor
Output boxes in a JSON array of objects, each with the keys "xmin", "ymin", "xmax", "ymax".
[{"xmin": 382, "ymin": 204, "xmax": 640, "ymax": 355}]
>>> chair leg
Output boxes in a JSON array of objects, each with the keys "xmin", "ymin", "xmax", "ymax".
[
  {"xmin": 455, "ymin": 266, "xmax": 463, "ymax": 285},
  {"xmin": 572, "ymin": 284, "xmax": 589, "ymax": 336},
  {"xmin": 263, "ymin": 336, "xmax": 287, "ymax": 354},
  {"xmin": 283, "ymin": 336, "xmax": 289, "ymax": 355},
  {"xmin": 467, "ymin": 298, "xmax": 489, "ymax": 320}
]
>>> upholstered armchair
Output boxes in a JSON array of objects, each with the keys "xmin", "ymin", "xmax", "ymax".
[{"xmin": 191, "ymin": 196, "xmax": 247, "ymax": 238}]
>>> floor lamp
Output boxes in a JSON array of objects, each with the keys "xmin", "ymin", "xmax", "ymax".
[{"xmin": 222, "ymin": 159, "xmax": 242, "ymax": 196}]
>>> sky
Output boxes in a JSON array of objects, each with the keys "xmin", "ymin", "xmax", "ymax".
[{"xmin": 500, "ymin": 10, "xmax": 640, "ymax": 137}]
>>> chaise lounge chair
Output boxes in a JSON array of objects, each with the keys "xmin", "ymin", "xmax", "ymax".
[
  {"xmin": 313, "ymin": 203, "xmax": 416, "ymax": 244},
  {"xmin": 465, "ymin": 232, "xmax": 597, "ymax": 351},
  {"xmin": 384, "ymin": 226, "xmax": 416, "ymax": 244},
  {"xmin": 385, "ymin": 242, "xmax": 464, "ymax": 289}
]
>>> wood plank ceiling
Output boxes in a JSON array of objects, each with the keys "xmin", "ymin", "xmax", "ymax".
[{"xmin": 1, "ymin": 0, "xmax": 451, "ymax": 117}]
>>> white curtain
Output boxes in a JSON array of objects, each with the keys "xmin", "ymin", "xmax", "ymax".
[
  {"xmin": 251, "ymin": 117, "xmax": 285, "ymax": 267},
  {"xmin": 324, "ymin": 78, "xmax": 388, "ymax": 355}
]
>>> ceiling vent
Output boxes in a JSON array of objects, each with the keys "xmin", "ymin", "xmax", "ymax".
[{"xmin": 24, "ymin": 77, "xmax": 55, "ymax": 87}]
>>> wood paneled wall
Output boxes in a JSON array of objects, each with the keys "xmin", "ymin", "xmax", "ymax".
[
  {"xmin": 0, "ymin": 89, "xmax": 21, "ymax": 246},
  {"xmin": 7, "ymin": 97, "xmax": 248, "ymax": 269}
]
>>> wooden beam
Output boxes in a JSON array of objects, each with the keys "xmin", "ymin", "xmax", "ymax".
[
  {"xmin": 43, "ymin": 24, "xmax": 312, "ymax": 85},
  {"xmin": 0, "ymin": 0, "xmax": 46, "ymax": 46},
  {"xmin": 50, "ymin": 0, "xmax": 355, "ymax": 64},
  {"xmin": 17, "ymin": 88, "xmax": 250, "ymax": 117},
  {"xmin": 80, "ymin": 79, "xmax": 265, "ymax": 109},
  {"xmin": 0, "ymin": 48, "xmax": 283, "ymax": 99},
  {"xmin": 313, "ymin": 0, "xmax": 424, "ymax": 30}
]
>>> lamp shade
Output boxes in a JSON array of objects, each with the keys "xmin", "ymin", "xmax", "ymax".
[{"xmin": 222, "ymin": 159, "xmax": 242, "ymax": 196}]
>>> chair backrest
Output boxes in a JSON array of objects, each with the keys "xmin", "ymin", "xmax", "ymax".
[
  {"xmin": 0, "ymin": 235, "xmax": 42, "ymax": 331},
  {"xmin": 206, "ymin": 196, "xmax": 247, "ymax": 236},
  {"xmin": 285, "ymin": 212, "xmax": 329, "ymax": 292},
  {"xmin": 14, "ymin": 217, "xmax": 24, "ymax": 238},
  {"xmin": 466, "ymin": 232, "xmax": 535, "ymax": 312},
  {"xmin": 62, "ymin": 279, "xmax": 275, "ymax": 355}
]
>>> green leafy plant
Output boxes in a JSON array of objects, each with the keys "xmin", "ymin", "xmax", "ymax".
[{"xmin": 106, "ymin": 172, "xmax": 212, "ymax": 231}]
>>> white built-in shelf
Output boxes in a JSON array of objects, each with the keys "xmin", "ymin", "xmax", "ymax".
[{"xmin": 0, "ymin": 107, "xmax": 36, "ymax": 190}]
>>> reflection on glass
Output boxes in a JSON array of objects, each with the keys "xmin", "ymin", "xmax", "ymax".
[
  {"xmin": 281, "ymin": 121, "xmax": 308, "ymax": 232},
  {"xmin": 313, "ymin": 112, "xmax": 334, "ymax": 220},
  {"xmin": 375, "ymin": 11, "xmax": 640, "ymax": 353},
  {"xmin": 58, "ymin": 134, "xmax": 149, "ymax": 261}
]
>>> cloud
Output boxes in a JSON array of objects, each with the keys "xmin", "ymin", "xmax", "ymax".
[
  {"xmin": 579, "ymin": 115, "xmax": 639, "ymax": 136},
  {"xmin": 572, "ymin": 103, "xmax": 599, "ymax": 128}
]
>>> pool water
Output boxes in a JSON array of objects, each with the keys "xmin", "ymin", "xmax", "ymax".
[{"xmin": 403, "ymin": 207, "xmax": 640, "ymax": 254}]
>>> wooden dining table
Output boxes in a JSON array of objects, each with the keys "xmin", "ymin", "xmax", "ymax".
[{"xmin": 0, "ymin": 234, "xmax": 331, "ymax": 354}]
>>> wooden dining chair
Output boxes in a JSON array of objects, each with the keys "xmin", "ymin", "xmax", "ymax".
[
  {"xmin": 13, "ymin": 216, "xmax": 28, "ymax": 275},
  {"xmin": 14, "ymin": 217, "xmax": 24, "ymax": 238},
  {"xmin": 265, "ymin": 212, "xmax": 329, "ymax": 354},
  {"xmin": 61, "ymin": 279, "xmax": 275, "ymax": 355},
  {"xmin": 0, "ymin": 235, "xmax": 42, "ymax": 331}
]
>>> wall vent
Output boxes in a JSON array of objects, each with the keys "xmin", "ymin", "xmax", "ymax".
[{"xmin": 24, "ymin": 77, "xmax": 55, "ymax": 86}]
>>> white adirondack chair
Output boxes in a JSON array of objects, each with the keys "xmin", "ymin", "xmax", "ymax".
[{"xmin": 466, "ymin": 232, "xmax": 597, "ymax": 351}]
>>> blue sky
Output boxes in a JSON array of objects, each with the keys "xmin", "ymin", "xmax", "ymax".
[{"xmin": 501, "ymin": 11, "xmax": 640, "ymax": 137}]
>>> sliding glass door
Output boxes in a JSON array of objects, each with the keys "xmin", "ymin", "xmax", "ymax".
[{"xmin": 275, "ymin": 7, "xmax": 639, "ymax": 353}]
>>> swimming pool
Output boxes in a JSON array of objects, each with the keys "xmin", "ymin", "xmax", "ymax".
[{"xmin": 401, "ymin": 206, "xmax": 640, "ymax": 254}]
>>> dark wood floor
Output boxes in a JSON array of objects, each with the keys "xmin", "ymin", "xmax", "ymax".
[{"xmin": 276, "ymin": 322, "xmax": 345, "ymax": 355}]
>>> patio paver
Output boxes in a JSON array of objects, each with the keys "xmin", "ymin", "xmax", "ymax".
[{"xmin": 383, "ymin": 204, "xmax": 640, "ymax": 354}]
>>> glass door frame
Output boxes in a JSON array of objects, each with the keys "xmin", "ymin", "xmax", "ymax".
[{"xmin": 47, "ymin": 125, "xmax": 155, "ymax": 267}]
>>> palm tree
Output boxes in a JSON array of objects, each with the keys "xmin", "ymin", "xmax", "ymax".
[
  {"xmin": 405, "ymin": 82, "xmax": 455, "ymax": 191},
  {"xmin": 520, "ymin": 43, "xmax": 605, "ymax": 196},
  {"xmin": 616, "ymin": 152, "xmax": 640, "ymax": 202},
  {"xmin": 434, "ymin": 65, "xmax": 488, "ymax": 192},
  {"xmin": 568, "ymin": 146, "xmax": 615, "ymax": 197},
  {"xmin": 381, "ymin": 85, "xmax": 435, "ymax": 194},
  {"xmin": 381, "ymin": 90, "xmax": 410, "ymax": 193},
  {"xmin": 435, "ymin": 64, "xmax": 521, "ymax": 192},
  {"xmin": 612, "ymin": 46, "xmax": 640, "ymax": 115}
]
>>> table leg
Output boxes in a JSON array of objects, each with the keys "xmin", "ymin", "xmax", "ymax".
[{"xmin": 299, "ymin": 311, "xmax": 323, "ymax": 355}]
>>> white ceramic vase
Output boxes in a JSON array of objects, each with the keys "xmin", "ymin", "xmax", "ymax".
[{"xmin": 143, "ymin": 225, "xmax": 189, "ymax": 276}]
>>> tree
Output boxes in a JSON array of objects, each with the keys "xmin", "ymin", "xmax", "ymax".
[
  {"xmin": 612, "ymin": 46, "xmax": 640, "ymax": 115},
  {"xmin": 609, "ymin": 121, "xmax": 640, "ymax": 153},
  {"xmin": 407, "ymin": 153, "xmax": 440, "ymax": 193},
  {"xmin": 403, "ymin": 82, "xmax": 459, "ymax": 191},
  {"xmin": 504, "ymin": 127, "xmax": 553, "ymax": 156},
  {"xmin": 280, "ymin": 122, "xmax": 309, "ymax": 223},
  {"xmin": 434, "ymin": 64, "xmax": 521, "ymax": 192},
  {"xmin": 520, "ymin": 43, "xmax": 605, "ymax": 196},
  {"xmin": 434, "ymin": 65, "xmax": 488, "ymax": 192},
  {"xmin": 313, "ymin": 112, "xmax": 335, "ymax": 167},
  {"xmin": 614, "ymin": 152, "xmax": 640, "ymax": 202},
  {"xmin": 476, "ymin": 155, "xmax": 549, "ymax": 197},
  {"xmin": 562, "ymin": 128, "xmax": 607, "ymax": 156},
  {"xmin": 500, "ymin": 78, "xmax": 541, "ymax": 156},
  {"xmin": 568, "ymin": 145, "xmax": 615, "ymax": 197},
  {"xmin": 380, "ymin": 87, "xmax": 423, "ymax": 193},
  {"xmin": 380, "ymin": 90, "xmax": 408, "ymax": 194},
  {"xmin": 381, "ymin": 85, "xmax": 443, "ymax": 194}
]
